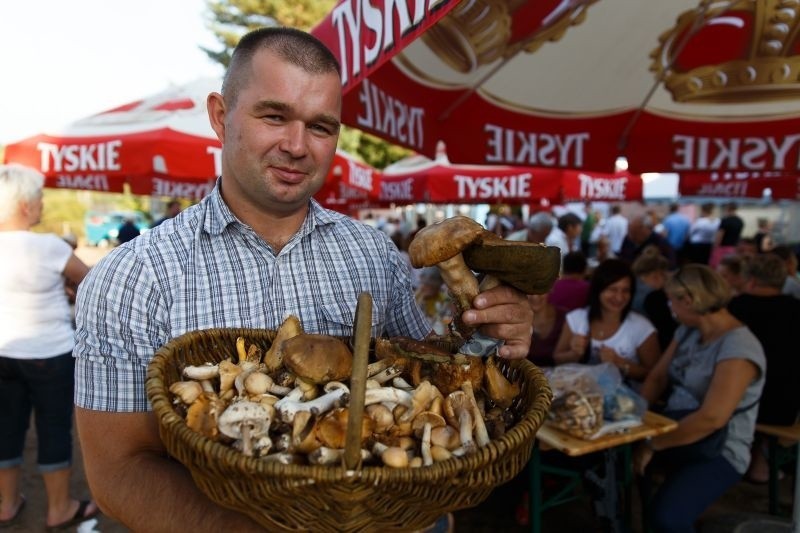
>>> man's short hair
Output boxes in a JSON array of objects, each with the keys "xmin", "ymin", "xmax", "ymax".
[
  {"xmin": 562, "ymin": 251, "xmax": 587, "ymax": 275},
  {"xmin": 557, "ymin": 213, "xmax": 582, "ymax": 232},
  {"xmin": 744, "ymin": 253, "xmax": 787, "ymax": 289},
  {"xmin": 527, "ymin": 212, "xmax": 553, "ymax": 233},
  {"xmin": 222, "ymin": 27, "xmax": 341, "ymax": 107}
]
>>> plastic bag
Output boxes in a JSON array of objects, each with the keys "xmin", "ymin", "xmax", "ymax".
[
  {"xmin": 544, "ymin": 364, "xmax": 605, "ymax": 438},
  {"xmin": 544, "ymin": 363, "xmax": 647, "ymax": 439}
]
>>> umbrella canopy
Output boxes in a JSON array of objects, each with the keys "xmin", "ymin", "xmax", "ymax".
[
  {"xmin": 377, "ymin": 146, "xmax": 642, "ymax": 204},
  {"xmin": 3, "ymin": 78, "xmax": 380, "ymax": 203},
  {"xmin": 3, "ymin": 78, "xmax": 222, "ymax": 201},
  {"xmin": 312, "ymin": 0, "xmax": 800, "ymax": 193}
]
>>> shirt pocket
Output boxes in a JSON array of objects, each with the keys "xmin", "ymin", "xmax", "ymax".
[{"xmin": 319, "ymin": 300, "xmax": 381, "ymax": 338}]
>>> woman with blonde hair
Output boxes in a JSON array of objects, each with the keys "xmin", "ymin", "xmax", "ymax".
[
  {"xmin": 0, "ymin": 164, "xmax": 97, "ymax": 529},
  {"xmin": 634, "ymin": 264, "xmax": 765, "ymax": 532}
]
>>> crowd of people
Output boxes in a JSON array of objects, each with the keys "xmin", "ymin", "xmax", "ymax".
[{"xmin": 1, "ymin": 25, "xmax": 798, "ymax": 533}]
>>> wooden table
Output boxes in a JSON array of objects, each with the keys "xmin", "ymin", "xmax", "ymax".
[{"xmin": 529, "ymin": 411, "xmax": 678, "ymax": 533}]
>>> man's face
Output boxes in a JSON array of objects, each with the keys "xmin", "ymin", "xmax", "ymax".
[{"xmin": 216, "ymin": 48, "xmax": 341, "ymax": 216}]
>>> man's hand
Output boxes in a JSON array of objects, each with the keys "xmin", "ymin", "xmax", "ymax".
[{"xmin": 461, "ymin": 284, "xmax": 533, "ymax": 359}]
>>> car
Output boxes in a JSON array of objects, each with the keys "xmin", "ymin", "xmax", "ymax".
[{"xmin": 84, "ymin": 211, "xmax": 150, "ymax": 247}]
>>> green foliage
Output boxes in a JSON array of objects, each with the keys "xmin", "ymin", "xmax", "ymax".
[{"xmin": 201, "ymin": 0, "xmax": 337, "ymax": 67}]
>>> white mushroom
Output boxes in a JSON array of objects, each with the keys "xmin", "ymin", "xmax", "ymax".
[
  {"xmin": 244, "ymin": 372, "xmax": 292, "ymax": 397},
  {"xmin": 276, "ymin": 387, "xmax": 349, "ymax": 424},
  {"xmin": 462, "ymin": 381, "xmax": 491, "ymax": 448},
  {"xmin": 218, "ymin": 401, "xmax": 272, "ymax": 457},
  {"xmin": 308, "ymin": 447, "xmax": 372, "ymax": 466},
  {"xmin": 444, "ymin": 391, "xmax": 476, "ymax": 455},
  {"xmin": 364, "ymin": 387, "xmax": 413, "ymax": 407}
]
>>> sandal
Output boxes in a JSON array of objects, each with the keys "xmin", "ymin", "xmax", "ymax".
[
  {"xmin": 45, "ymin": 500, "xmax": 99, "ymax": 531},
  {"xmin": 0, "ymin": 495, "xmax": 26, "ymax": 529}
]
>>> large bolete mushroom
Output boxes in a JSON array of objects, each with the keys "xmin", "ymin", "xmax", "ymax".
[
  {"xmin": 408, "ymin": 216, "xmax": 485, "ymax": 336},
  {"xmin": 462, "ymin": 231, "xmax": 561, "ymax": 295},
  {"xmin": 281, "ymin": 334, "xmax": 353, "ymax": 384}
]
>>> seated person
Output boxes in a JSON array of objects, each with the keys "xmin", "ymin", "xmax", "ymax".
[
  {"xmin": 548, "ymin": 251, "xmax": 589, "ymax": 311},
  {"xmin": 634, "ymin": 265, "xmax": 765, "ymax": 532},
  {"xmin": 716, "ymin": 253, "xmax": 750, "ymax": 296},
  {"xmin": 771, "ymin": 245, "xmax": 800, "ymax": 299},
  {"xmin": 553, "ymin": 259, "xmax": 661, "ymax": 385},
  {"xmin": 728, "ymin": 253, "xmax": 800, "ymax": 482},
  {"xmin": 526, "ymin": 292, "xmax": 566, "ymax": 367},
  {"xmin": 632, "ymin": 245, "xmax": 677, "ymax": 351}
]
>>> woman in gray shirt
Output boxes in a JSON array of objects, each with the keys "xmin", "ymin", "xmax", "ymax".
[{"xmin": 634, "ymin": 264, "xmax": 765, "ymax": 532}]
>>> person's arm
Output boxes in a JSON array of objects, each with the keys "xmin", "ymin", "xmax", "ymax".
[
  {"xmin": 75, "ymin": 408, "xmax": 262, "ymax": 532},
  {"xmin": 552, "ymin": 322, "xmax": 585, "ymax": 364},
  {"xmin": 63, "ymin": 253, "xmax": 90, "ymax": 286},
  {"xmin": 460, "ymin": 283, "xmax": 533, "ymax": 359},
  {"xmin": 598, "ymin": 331, "xmax": 660, "ymax": 381},
  {"xmin": 649, "ymin": 358, "xmax": 757, "ymax": 451}
]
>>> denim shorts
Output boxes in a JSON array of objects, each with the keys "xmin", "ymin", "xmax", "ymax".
[{"xmin": 0, "ymin": 352, "xmax": 75, "ymax": 472}]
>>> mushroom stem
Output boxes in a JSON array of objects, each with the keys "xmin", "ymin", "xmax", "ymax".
[
  {"xmin": 421, "ymin": 422, "xmax": 433, "ymax": 466},
  {"xmin": 438, "ymin": 253, "xmax": 480, "ymax": 314},
  {"xmin": 462, "ymin": 381, "xmax": 491, "ymax": 447},
  {"xmin": 276, "ymin": 387, "xmax": 349, "ymax": 423},
  {"xmin": 364, "ymin": 387, "xmax": 413, "ymax": 407}
]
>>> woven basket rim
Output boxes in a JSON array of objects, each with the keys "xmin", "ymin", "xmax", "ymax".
[{"xmin": 146, "ymin": 327, "xmax": 552, "ymax": 484}]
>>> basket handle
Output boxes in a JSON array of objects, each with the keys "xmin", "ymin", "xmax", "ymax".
[{"xmin": 343, "ymin": 292, "xmax": 372, "ymax": 470}]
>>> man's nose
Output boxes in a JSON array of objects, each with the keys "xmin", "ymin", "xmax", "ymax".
[{"xmin": 280, "ymin": 122, "xmax": 307, "ymax": 156}]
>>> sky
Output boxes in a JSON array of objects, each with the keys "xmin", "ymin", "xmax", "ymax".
[{"xmin": 0, "ymin": 0, "xmax": 223, "ymax": 145}]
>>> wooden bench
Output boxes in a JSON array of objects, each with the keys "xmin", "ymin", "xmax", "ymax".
[{"xmin": 755, "ymin": 422, "xmax": 800, "ymax": 520}]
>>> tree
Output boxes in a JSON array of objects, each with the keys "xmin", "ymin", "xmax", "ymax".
[{"xmin": 201, "ymin": 0, "xmax": 412, "ymax": 169}]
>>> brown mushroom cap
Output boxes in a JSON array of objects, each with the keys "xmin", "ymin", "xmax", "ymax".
[
  {"xmin": 282, "ymin": 334, "xmax": 353, "ymax": 384},
  {"xmin": 462, "ymin": 232, "xmax": 561, "ymax": 294},
  {"xmin": 408, "ymin": 216, "xmax": 485, "ymax": 268}
]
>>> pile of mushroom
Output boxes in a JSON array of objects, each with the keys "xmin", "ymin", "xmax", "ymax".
[{"xmin": 169, "ymin": 315, "xmax": 525, "ymax": 468}]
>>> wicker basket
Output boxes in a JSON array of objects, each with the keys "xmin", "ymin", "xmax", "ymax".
[{"xmin": 146, "ymin": 295, "xmax": 552, "ymax": 532}]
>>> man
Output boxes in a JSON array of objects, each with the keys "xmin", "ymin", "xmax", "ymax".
[
  {"xmin": 545, "ymin": 212, "xmax": 582, "ymax": 259},
  {"xmin": 618, "ymin": 213, "xmax": 676, "ymax": 269},
  {"xmin": 603, "ymin": 204, "xmax": 628, "ymax": 255},
  {"xmin": 73, "ymin": 28, "xmax": 533, "ymax": 531},
  {"xmin": 115, "ymin": 217, "xmax": 140, "ymax": 244},
  {"xmin": 710, "ymin": 201, "xmax": 743, "ymax": 267},
  {"xmin": 661, "ymin": 203, "xmax": 690, "ymax": 261},
  {"xmin": 506, "ymin": 211, "xmax": 553, "ymax": 243},
  {"xmin": 151, "ymin": 199, "xmax": 182, "ymax": 228},
  {"xmin": 728, "ymin": 254, "xmax": 800, "ymax": 482}
]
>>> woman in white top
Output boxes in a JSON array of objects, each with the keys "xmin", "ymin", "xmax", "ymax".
[
  {"xmin": 554, "ymin": 258, "xmax": 661, "ymax": 383},
  {"xmin": 0, "ymin": 164, "xmax": 97, "ymax": 529}
]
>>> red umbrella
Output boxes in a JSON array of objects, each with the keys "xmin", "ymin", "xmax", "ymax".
[
  {"xmin": 312, "ymin": 0, "xmax": 800, "ymax": 184},
  {"xmin": 377, "ymin": 145, "xmax": 642, "ymax": 205},
  {"xmin": 380, "ymin": 149, "xmax": 562, "ymax": 204},
  {"xmin": 678, "ymin": 171, "xmax": 800, "ymax": 199},
  {"xmin": 3, "ymin": 79, "xmax": 380, "ymax": 204},
  {"xmin": 3, "ymin": 78, "xmax": 222, "ymax": 201}
]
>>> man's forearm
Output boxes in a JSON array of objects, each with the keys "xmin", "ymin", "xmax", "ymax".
[{"xmin": 89, "ymin": 450, "xmax": 262, "ymax": 532}]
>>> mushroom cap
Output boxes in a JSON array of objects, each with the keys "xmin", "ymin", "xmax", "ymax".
[
  {"xmin": 462, "ymin": 232, "xmax": 561, "ymax": 294},
  {"xmin": 282, "ymin": 334, "xmax": 353, "ymax": 384},
  {"xmin": 408, "ymin": 216, "xmax": 485, "ymax": 268},
  {"xmin": 218, "ymin": 400, "xmax": 271, "ymax": 440},
  {"xmin": 412, "ymin": 411, "xmax": 446, "ymax": 437}
]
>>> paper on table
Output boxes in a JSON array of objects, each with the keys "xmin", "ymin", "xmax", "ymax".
[{"xmin": 588, "ymin": 419, "xmax": 643, "ymax": 440}]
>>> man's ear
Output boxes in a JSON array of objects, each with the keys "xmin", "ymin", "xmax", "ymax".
[{"xmin": 207, "ymin": 92, "xmax": 226, "ymax": 143}]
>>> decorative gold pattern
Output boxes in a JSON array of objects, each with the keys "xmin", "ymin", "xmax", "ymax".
[{"xmin": 652, "ymin": 0, "xmax": 800, "ymax": 103}]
